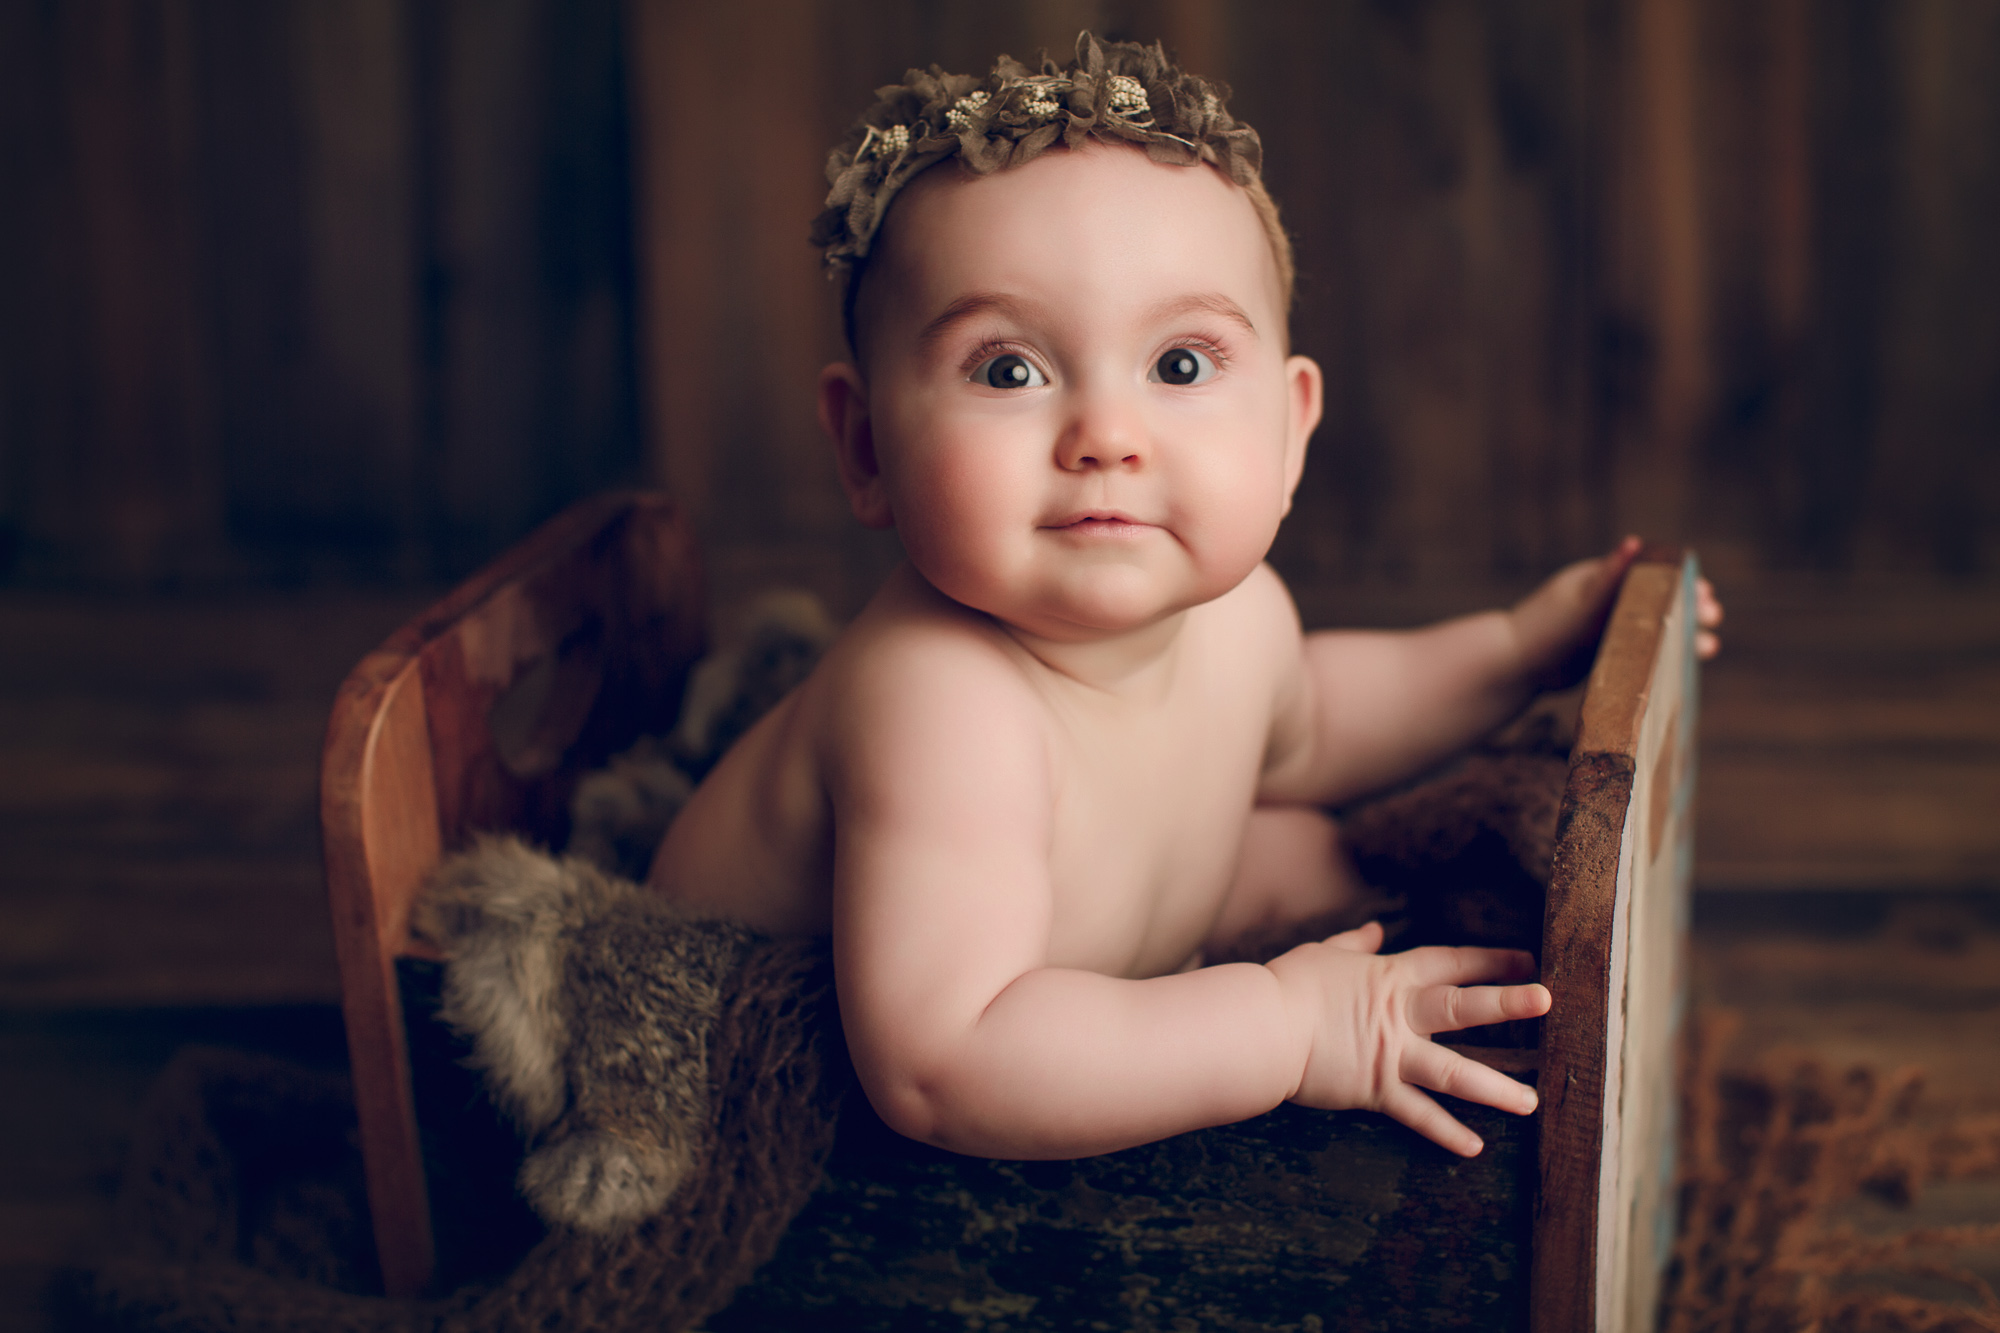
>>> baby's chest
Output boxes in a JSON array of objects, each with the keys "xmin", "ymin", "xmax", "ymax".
[{"xmin": 1040, "ymin": 696, "xmax": 1268, "ymax": 975}]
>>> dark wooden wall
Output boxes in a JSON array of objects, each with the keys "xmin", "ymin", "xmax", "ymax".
[
  {"xmin": 0, "ymin": 0, "xmax": 641, "ymax": 587},
  {"xmin": 3, "ymin": 0, "xmax": 1996, "ymax": 603},
  {"xmin": 632, "ymin": 0, "xmax": 2000, "ymax": 616}
]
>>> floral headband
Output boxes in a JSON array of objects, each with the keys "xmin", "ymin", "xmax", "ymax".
[{"xmin": 810, "ymin": 32, "xmax": 1265, "ymax": 274}]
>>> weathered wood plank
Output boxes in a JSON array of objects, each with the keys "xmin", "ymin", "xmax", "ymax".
[{"xmin": 1535, "ymin": 556, "xmax": 1694, "ymax": 1333}]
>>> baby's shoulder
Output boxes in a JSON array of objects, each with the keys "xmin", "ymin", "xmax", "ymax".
[{"xmin": 807, "ymin": 574, "xmax": 1045, "ymax": 753}]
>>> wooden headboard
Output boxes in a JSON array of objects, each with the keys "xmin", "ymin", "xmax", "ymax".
[{"xmin": 320, "ymin": 491, "xmax": 705, "ymax": 1296}]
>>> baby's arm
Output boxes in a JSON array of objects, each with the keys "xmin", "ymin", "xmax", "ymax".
[
  {"xmin": 1261, "ymin": 538, "xmax": 1721, "ymax": 806},
  {"xmin": 827, "ymin": 628, "xmax": 1547, "ymax": 1160}
]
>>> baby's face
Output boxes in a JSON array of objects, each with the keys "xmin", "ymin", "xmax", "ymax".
[{"xmin": 825, "ymin": 141, "xmax": 1321, "ymax": 643}]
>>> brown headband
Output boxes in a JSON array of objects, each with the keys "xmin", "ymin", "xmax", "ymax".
[{"xmin": 810, "ymin": 31, "xmax": 1265, "ymax": 274}]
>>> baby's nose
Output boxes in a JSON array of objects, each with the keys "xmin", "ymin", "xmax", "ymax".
[{"xmin": 1054, "ymin": 409, "xmax": 1146, "ymax": 471}]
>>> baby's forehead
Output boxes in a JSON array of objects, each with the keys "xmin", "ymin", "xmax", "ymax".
[
  {"xmin": 869, "ymin": 143, "xmax": 1284, "ymax": 327},
  {"xmin": 897, "ymin": 141, "xmax": 1255, "ymax": 240}
]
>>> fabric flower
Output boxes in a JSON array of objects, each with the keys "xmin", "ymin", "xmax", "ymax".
[
  {"xmin": 1106, "ymin": 75, "xmax": 1148, "ymax": 118},
  {"xmin": 873, "ymin": 124, "xmax": 910, "ymax": 158},
  {"xmin": 945, "ymin": 91, "xmax": 989, "ymax": 133}
]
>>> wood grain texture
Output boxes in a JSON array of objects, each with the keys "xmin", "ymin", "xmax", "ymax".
[
  {"xmin": 1533, "ymin": 555, "xmax": 1695, "ymax": 1333},
  {"xmin": 321, "ymin": 663, "xmax": 439, "ymax": 1297},
  {"xmin": 1606, "ymin": 563, "xmax": 1695, "ymax": 1332},
  {"xmin": 1534, "ymin": 749, "xmax": 1634, "ymax": 1333},
  {"xmin": 4, "ymin": 2, "xmax": 1996, "ymax": 591},
  {"xmin": 0, "ymin": 0, "xmax": 639, "ymax": 588},
  {"xmin": 1692, "ymin": 577, "xmax": 2000, "ymax": 892}
]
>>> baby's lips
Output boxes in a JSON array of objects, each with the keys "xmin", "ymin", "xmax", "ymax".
[{"xmin": 1042, "ymin": 508, "xmax": 1154, "ymax": 528}]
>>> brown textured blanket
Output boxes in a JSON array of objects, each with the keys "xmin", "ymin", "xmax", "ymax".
[
  {"xmin": 69, "ymin": 935, "xmax": 844, "ymax": 1333},
  {"xmin": 68, "ymin": 870, "xmax": 2000, "ymax": 1329},
  {"xmin": 66, "ymin": 989, "xmax": 2000, "ymax": 1331}
]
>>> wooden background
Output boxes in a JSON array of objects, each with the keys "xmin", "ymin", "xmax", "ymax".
[
  {"xmin": 1, "ymin": 0, "xmax": 1995, "ymax": 605},
  {"xmin": 0, "ymin": 0, "xmax": 1993, "ymax": 975},
  {"xmin": 2, "ymin": 12, "xmax": 1996, "ymax": 1318},
  {"xmin": 0, "ymin": 0, "xmax": 644, "ymax": 587}
]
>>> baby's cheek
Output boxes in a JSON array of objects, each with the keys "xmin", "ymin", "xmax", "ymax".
[
  {"xmin": 1182, "ymin": 471, "xmax": 1288, "ymax": 579},
  {"xmin": 890, "ymin": 463, "xmax": 1019, "ymax": 590}
]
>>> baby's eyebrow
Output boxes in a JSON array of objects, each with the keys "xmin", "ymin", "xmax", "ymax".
[
  {"xmin": 1146, "ymin": 293, "xmax": 1259, "ymax": 340},
  {"xmin": 914, "ymin": 290, "xmax": 1258, "ymax": 354},
  {"xmin": 915, "ymin": 293, "xmax": 1033, "ymax": 355}
]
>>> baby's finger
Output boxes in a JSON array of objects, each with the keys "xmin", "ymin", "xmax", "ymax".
[
  {"xmin": 1325, "ymin": 920, "xmax": 1384, "ymax": 954},
  {"xmin": 1695, "ymin": 577, "xmax": 1724, "ymax": 628},
  {"xmin": 1609, "ymin": 536, "xmax": 1643, "ymax": 576},
  {"xmin": 1599, "ymin": 534, "xmax": 1642, "ymax": 568},
  {"xmin": 1381, "ymin": 1082, "xmax": 1483, "ymax": 1157},
  {"xmin": 1579, "ymin": 537, "xmax": 1642, "ymax": 600},
  {"xmin": 1402, "ymin": 1040, "xmax": 1540, "ymax": 1117},
  {"xmin": 1406, "ymin": 944, "xmax": 1540, "ymax": 987},
  {"xmin": 1409, "ymin": 981, "xmax": 1550, "ymax": 1036},
  {"xmin": 1694, "ymin": 579, "xmax": 1724, "ymax": 660}
]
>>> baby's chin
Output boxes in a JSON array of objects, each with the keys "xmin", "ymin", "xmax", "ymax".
[{"xmin": 942, "ymin": 564, "xmax": 1248, "ymax": 642}]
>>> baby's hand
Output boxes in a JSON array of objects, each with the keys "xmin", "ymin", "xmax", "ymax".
[
  {"xmin": 1267, "ymin": 921, "xmax": 1550, "ymax": 1157},
  {"xmin": 1692, "ymin": 576, "xmax": 1723, "ymax": 661},
  {"xmin": 1512, "ymin": 537, "xmax": 1725, "ymax": 690}
]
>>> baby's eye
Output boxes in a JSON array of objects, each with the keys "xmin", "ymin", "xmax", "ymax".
[
  {"xmin": 1150, "ymin": 347, "xmax": 1217, "ymax": 386},
  {"xmin": 971, "ymin": 353, "xmax": 1047, "ymax": 389}
]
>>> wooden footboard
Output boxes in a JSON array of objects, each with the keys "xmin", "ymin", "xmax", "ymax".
[{"xmin": 1535, "ymin": 550, "xmax": 1701, "ymax": 1333}]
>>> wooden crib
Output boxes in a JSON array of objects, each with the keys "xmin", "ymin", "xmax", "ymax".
[{"xmin": 321, "ymin": 490, "xmax": 1699, "ymax": 1332}]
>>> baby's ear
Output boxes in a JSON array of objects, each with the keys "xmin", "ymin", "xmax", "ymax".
[
  {"xmin": 819, "ymin": 362, "xmax": 894, "ymax": 529},
  {"xmin": 1280, "ymin": 355, "xmax": 1324, "ymax": 515}
]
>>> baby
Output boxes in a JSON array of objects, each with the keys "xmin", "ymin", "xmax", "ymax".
[{"xmin": 649, "ymin": 36, "xmax": 1720, "ymax": 1162}]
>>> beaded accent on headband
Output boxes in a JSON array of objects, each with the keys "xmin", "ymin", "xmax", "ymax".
[{"xmin": 811, "ymin": 32, "xmax": 1264, "ymax": 273}]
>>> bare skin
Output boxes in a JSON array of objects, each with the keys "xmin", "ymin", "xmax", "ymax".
[{"xmin": 650, "ymin": 142, "xmax": 1723, "ymax": 1161}]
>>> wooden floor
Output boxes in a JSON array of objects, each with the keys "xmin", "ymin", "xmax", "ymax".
[{"xmin": 0, "ymin": 577, "xmax": 1995, "ymax": 1329}]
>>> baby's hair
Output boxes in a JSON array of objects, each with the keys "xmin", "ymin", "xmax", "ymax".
[{"xmin": 812, "ymin": 32, "xmax": 1296, "ymax": 354}]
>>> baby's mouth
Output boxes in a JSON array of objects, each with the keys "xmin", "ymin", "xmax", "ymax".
[{"xmin": 1045, "ymin": 510, "xmax": 1153, "ymax": 533}]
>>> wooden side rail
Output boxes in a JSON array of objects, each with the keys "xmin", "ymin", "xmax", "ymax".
[
  {"xmin": 1534, "ymin": 550, "xmax": 1700, "ymax": 1333},
  {"xmin": 321, "ymin": 491, "xmax": 705, "ymax": 1297}
]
